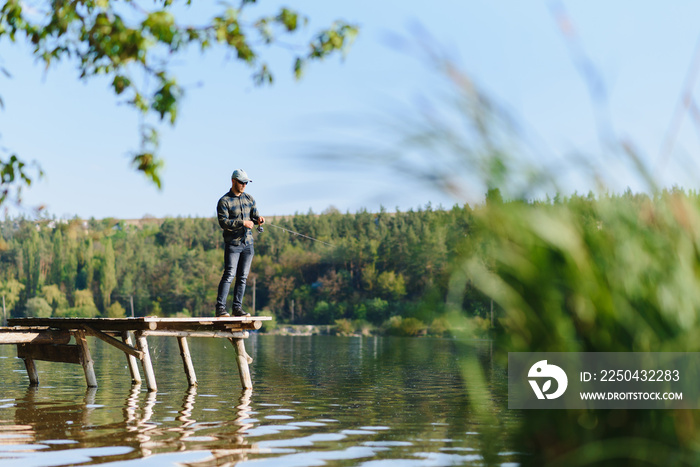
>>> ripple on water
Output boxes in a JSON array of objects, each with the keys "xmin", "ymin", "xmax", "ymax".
[
  {"xmin": 259, "ymin": 432, "xmax": 348, "ymax": 448},
  {"xmin": 0, "ymin": 335, "xmax": 515, "ymax": 466},
  {"xmin": 289, "ymin": 421, "xmax": 327, "ymax": 427},
  {"xmin": 342, "ymin": 429, "xmax": 380, "ymax": 435},
  {"xmin": 243, "ymin": 445, "xmax": 389, "ymax": 467},
  {"xmin": 246, "ymin": 424, "xmax": 302, "ymax": 437},
  {"xmin": 364, "ymin": 441, "xmax": 413, "ymax": 447}
]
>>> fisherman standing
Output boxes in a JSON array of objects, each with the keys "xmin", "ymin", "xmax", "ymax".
[{"xmin": 215, "ymin": 169, "xmax": 265, "ymax": 317}]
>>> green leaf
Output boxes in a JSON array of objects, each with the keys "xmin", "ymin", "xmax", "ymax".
[
  {"xmin": 293, "ymin": 57, "xmax": 304, "ymax": 80},
  {"xmin": 277, "ymin": 8, "xmax": 299, "ymax": 32},
  {"xmin": 151, "ymin": 78, "xmax": 183, "ymax": 124},
  {"xmin": 131, "ymin": 153, "xmax": 164, "ymax": 189},
  {"xmin": 308, "ymin": 22, "xmax": 359, "ymax": 60},
  {"xmin": 143, "ymin": 10, "xmax": 176, "ymax": 45},
  {"xmin": 111, "ymin": 75, "xmax": 131, "ymax": 95}
]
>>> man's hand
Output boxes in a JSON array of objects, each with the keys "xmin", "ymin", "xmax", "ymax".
[
  {"xmin": 243, "ymin": 220, "xmax": 255, "ymax": 229},
  {"xmin": 258, "ymin": 216, "xmax": 266, "ymax": 225}
]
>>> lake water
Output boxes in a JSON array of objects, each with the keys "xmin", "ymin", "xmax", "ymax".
[{"xmin": 0, "ymin": 335, "xmax": 519, "ymax": 466}]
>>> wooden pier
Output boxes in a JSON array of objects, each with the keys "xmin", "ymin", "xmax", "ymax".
[{"xmin": 0, "ymin": 316, "xmax": 270, "ymax": 391}]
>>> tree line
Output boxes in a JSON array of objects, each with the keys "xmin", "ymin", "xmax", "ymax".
[
  {"xmin": 0, "ymin": 202, "xmax": 492, "ymax": 331},
  {"xmin": 3, "ymin": 188, "xmax": 676, "ymax": 334}
]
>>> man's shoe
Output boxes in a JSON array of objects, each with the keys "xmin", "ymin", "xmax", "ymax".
[
  {"xmin": 216, "ymin": 310, "xmax": 231, "ymax": 317},
  {"xmin": 231, "ymin": 307, "xmax": 251, "ymax": 317}
]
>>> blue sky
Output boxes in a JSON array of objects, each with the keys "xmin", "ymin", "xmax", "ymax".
[{"xmin": 2, "ymin": 0, "xmax": 700, "ymax": 219}]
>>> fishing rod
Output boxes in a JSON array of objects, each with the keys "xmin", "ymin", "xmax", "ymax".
[{"xmin": 256, "ymin": 223, "xmax": 334, "ymax": 247}]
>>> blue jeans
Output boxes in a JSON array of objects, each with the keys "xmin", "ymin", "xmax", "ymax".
[{"xmin": 216, "ymin": 242, "xmax": 254, "ymax": 312}]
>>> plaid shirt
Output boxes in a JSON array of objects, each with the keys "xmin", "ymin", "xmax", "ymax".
[{"xmin": 217, "ymin": 190, "xmax": 261, "ymax": 245}]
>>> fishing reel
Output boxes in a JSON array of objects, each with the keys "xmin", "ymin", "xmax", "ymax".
[{"xmin": 256, "ymin": 225, "xmax": 264, "ymax": 233}]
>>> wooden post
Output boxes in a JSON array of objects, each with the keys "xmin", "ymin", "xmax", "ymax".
[
  {"xmin": 230, "ymin": 338, "xmax": 253, "ymax": 389},
  {"xmin": 130, "ymin": 295, "xmax": 134, "ymax": 318},
  {"xmin": 121, "ymin": 331, "xmax": 142, "ymax": 385},
  {"xmin": 135, "ymin": 331, "xmax": 157, "ymax": 392},
  {"xmin": 74, "ymin": 329, "xmax": 98, "ymax": 388},
  {"xmin": 2, "ymin": 295, "xmax": 6, "ymax": 327},
  {"xmin": 23, "ymin": 357, "xmax": 39, "ymax": 386},
  {"xmin": 177, "ymin": 337, "xmax": 197, "ymax": 387}
]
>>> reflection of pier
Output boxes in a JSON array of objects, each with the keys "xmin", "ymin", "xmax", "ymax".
[
  {"xmin": 123, "ymin": 386, "xmax": 261, "ymax": 462},
  {"xmin": 0, "ymin": 317, "xmax": 269, "ymax": 390},
  {"xmin": 4, "ymin": 385, "xmax": 262, "ymax": 464}
]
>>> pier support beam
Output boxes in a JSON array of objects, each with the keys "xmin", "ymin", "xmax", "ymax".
[
  {"xmin": 121, "ymin": 331, "xmax": 142, "ymax": 385},
  {"xmin": 23, "ymin": 358, "xmax": 39, "ymax": 386},
  {"xmin": 178, "ymin": 337, "xmax": 197, "ymax": 387},
  {"xmin": 4, "ymin": 316, "xmax": 269, "ymax": 391},
  {"xmin": 230, "ymin": 338, "xmax": 253, "ymax": 389},
  {"xmin": 74, "ymin": 329, "xmax": 98, "ymax": 388},
  {"xmin": 135, "ymin": 331, "xmax": 157, "ymax": 392}
]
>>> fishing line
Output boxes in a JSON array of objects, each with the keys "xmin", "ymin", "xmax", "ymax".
[{"xmin": 260, "ymin": 223, "xmax": 334, "ymax": 247}]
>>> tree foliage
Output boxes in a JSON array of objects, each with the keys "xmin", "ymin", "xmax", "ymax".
[
  {"xmin": 0, "ymin": 277, "xmax": 24, "ymax": 312},
  {"xmin": 25, "ymin": 296, "xmax": 52, "ymax": 318},
  {"xmin": 0, "ymin": 203, "xmax": 489, "ymax": 326},
  {"xmin": 0, "ymin": 1, "xmax": 358, "ymax": 203},
  {"xmin": 8, "ymin": 191, "xmax": 687, "ymax": 333}
]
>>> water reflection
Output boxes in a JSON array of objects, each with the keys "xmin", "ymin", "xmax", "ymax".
[
  {"xmin": 128, "ymin": 386, "xmax": 260, "ymax": 461},
  {"xmin": 130, "ymin": 388, "xmax": 157, "ymax": 454},
  {"xmin": 14, "ymin": 385, "xmax": 95, "ymax": 439},
  {"xmin": 176, "ymin": 386, "xmax": 197, "ymax": 433},
  {"xmin": 1, "ymin": 383, "xmax": 262, "ymax": 466},
  {"xmin": 123, "ymin": 384, "xmax": 141, "ymax": 425},
  {"xmin": 174, "ymin": 388, "xmax": 262, "ymax": 467},
  {"xmin": 234, "ymin": 388, "xmax": 254, "ymax": 435},
  {"xmin": 0, "ymin": 336, "xmax": 519, "ymax": 466}
]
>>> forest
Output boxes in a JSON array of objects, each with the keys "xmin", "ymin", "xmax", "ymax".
[
  {"xmin": 0, "ymin": 200, "xmax": 490, "ymax": 335},
  {"xmin": 0, "ymin": 187, "xmax": 686, "ymax": 337}
]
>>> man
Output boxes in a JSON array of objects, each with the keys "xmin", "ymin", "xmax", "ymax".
[{"xmin": 215, "ymin": 169, "xmax": 265, "ymax": 317}]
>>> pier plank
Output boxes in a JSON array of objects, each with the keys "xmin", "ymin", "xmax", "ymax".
[
  {"xmin": 0, "ymin": 329, "xmax": 71, "ymax": 345},
  {"xmin": 142, "ymin": 330, "xmax": 248, "ymax": 338},
  {"xmin": 8, "ymin": 316, "xmax": 269, "ymax": 333}
]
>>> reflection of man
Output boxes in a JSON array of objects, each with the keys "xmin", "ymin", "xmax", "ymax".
[{"xmin": 215, "ymin": 169, "xmax": 265, "ymax": 317}]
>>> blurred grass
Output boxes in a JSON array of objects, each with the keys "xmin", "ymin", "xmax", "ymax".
[
  {"xmin": 344, "ymin": 27, "xmax": 700, "ymax": 465},
  {"xmin": 454, "ymin": 190, "xmax": 700, "ymax": 465}
]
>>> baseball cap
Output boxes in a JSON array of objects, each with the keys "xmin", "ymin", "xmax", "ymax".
[{"xmin": 231, "ymin": 169, "xmax": 252, "ymax": 183}]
